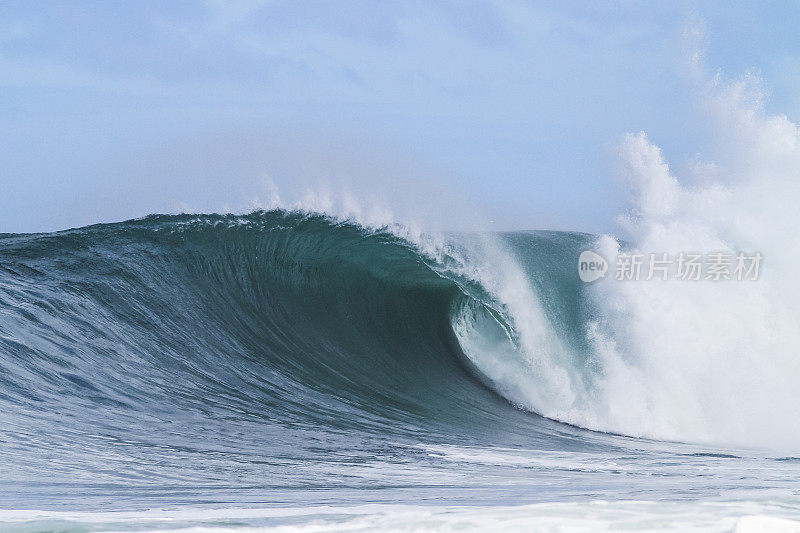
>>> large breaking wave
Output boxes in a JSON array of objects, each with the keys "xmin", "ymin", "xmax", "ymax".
[
  {"xmin": 0, "ymin": 212, "xmax": 594, "ymax": 460},
  {"xmin": 2, "ymin": 200, "xmax": 798, "ymax": 467}
]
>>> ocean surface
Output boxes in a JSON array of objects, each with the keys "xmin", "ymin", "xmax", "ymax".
[{"xmin": 1, "ymin": 211, "xmax": 799, "ymax": 532}]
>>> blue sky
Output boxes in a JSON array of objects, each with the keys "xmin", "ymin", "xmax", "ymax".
[{"xmin": 2, "ymin": 1, "xmax": 800, "ymax": 233}]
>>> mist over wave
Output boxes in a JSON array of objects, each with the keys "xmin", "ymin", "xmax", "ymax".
[{"xmin": 582, "ymin": 74, "xmax": 800, "ymax": 450}]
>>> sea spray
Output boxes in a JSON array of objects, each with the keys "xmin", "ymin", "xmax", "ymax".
[{"xmin": 582, "ymin": 75, "xmax": 800, "ymax": 450}]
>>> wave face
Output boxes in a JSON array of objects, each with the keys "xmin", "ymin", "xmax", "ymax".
[{"xmin": 0, "ymin": 211, "xmax": 609, "ymax": 506}]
